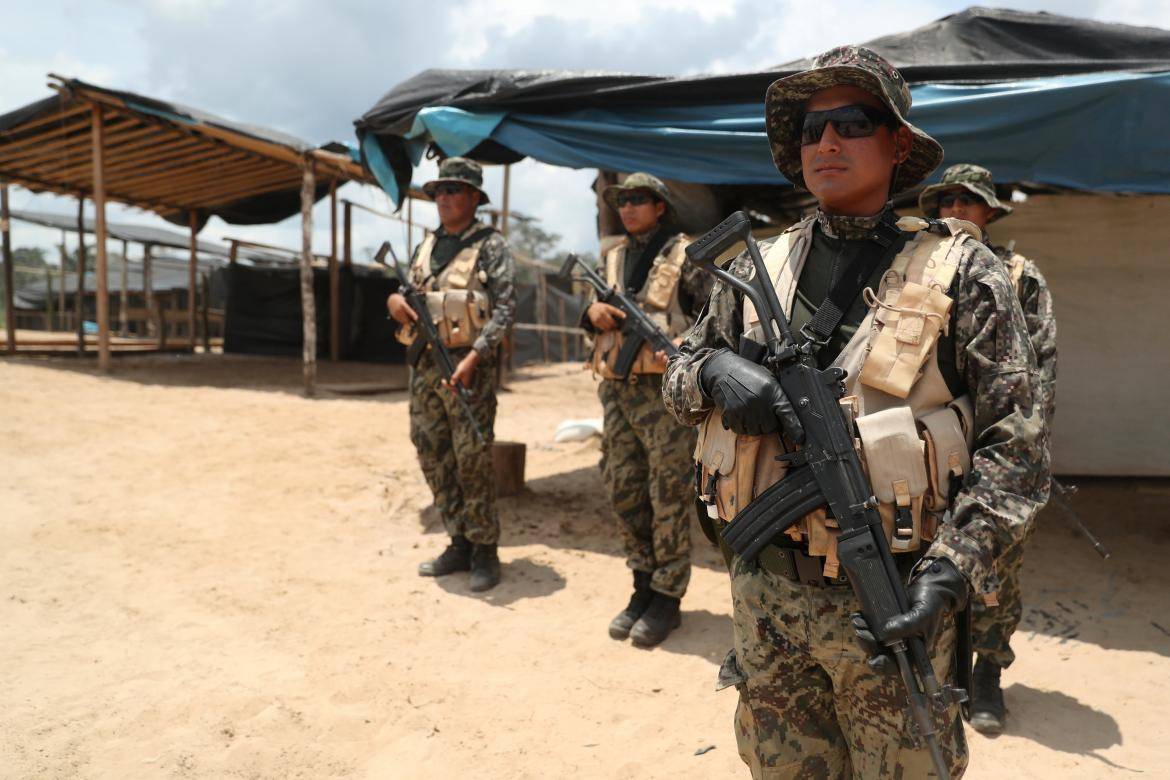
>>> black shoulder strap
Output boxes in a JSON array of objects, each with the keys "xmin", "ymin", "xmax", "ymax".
[
  {"xmin": 459, "ymin": 227, "xmax": 497, "ymax": 253},
  {"xmin": 804, "ymin": 215, "xmax": 906, "ymax": 350}
]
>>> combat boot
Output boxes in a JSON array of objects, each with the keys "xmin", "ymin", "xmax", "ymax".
[
  {"xmin": 608, "ymin": 571, "xmax": 654, "ymax": 640},
  {"xmin": 969, "ymin": 656, "xmax": 1006, "ymax": 734},
  {"xmin": 468, "ymin": 543, "xmax": 501, "ymax": 592},
  {"xmin": 417, "ymin": 535, "xmax": 472, "ymax": 577},
  {"xmin": 630, "ymin": 592, "xmax": 681, "ymax": 647}
]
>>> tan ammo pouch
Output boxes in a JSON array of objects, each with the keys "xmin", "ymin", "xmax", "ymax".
[
  {"xmin": 395, "ymin": 289, "xmax": 490, "ymax": 350},
  {"xmin": 917, "ymin": 402, "xmax": 972, "ymax": 512},
  {"xmin": 588, "ymin": 323, "xmax": 669, "ymax": 379},
  {"xmin": 643, "ymin": 246, "xmax": 685, "ymax": 311},
  {"xmin": 858, "ymin": 280, "xmax": 953, "ymax": 399},
  {"xmin": 856, "ymin": 407, "xmax": 929, "ymax": 552},
  {"xmin": 693, "ymin": 411, "xmax": 789, "ymax": 522}
]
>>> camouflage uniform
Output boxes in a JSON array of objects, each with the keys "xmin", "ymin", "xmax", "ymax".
[
  {"xmin": 407, "ymin": 213, "xmax": 516, "ymax": 546},
  {"xmin": 665, "ymin": 48, "xmax": 1049, "ymax": 777},
  {"xmin": 586, "ymin": 175, "xmax": 712, "ymax": 598},
  {"xmin": 922, "ymin": 164, "xmax": 1058, "ymax": 669}
]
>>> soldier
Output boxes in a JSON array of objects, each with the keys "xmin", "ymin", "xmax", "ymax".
[
  {"xmin": 921, "ymin": 164, "xmax": 1058, "ymax": 734},
  {"xmin": 581, "ymin": 173, "xmax": 711, "ymax": 647},
  {"xmin": 663, "ymin": 47, "xmax": 1049, "ymax": 777},
  {"xmin": 386, "ymin": 157, "xmax": 516, "ymax": 593}
]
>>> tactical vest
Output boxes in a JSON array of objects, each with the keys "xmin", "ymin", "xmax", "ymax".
[
  {"xmin": 396, "ymin": 227, "xmax": 493, "ymax": 351},
  {"xmin": 589, "ymin": 234, "xmax": 691, "ymax": 379},
  {"xmin": 694, "ymin": 216, "xmax": 982, "ymax": 577}
]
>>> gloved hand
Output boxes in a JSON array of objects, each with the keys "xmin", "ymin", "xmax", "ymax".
[
  {"xmin": 849, "ymin": 557, "xmax": 969, "ymax": 674},
  {"xmin": 699, "ymin": 349, "xmax": 805, "ymax": 440}
]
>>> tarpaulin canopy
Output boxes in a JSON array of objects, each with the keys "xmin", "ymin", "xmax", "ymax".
[{"xmin": 356, "ymin": 7, "xmax": 1170, "ymax": 204}]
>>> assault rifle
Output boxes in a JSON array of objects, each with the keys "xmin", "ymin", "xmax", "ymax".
[
  {"xmin": 378, "ymin": 242, "xmax": 484, "ymax": 446},
  {"xmin": 558, "ymin": 252, "xmax": 677, "ymax": 380},
  {"xmin": 685, "ymin": 212, "xmax": 964, "ymax": 780}
]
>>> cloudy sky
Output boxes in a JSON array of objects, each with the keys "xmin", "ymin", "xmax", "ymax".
[{"xmin": 2, "ymin": 0, "xmax": 1167, "ymax": 264}]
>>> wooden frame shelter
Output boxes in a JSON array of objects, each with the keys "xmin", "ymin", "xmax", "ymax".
[{"xmin": 0, "ymin": 75, "xmax": 374, "ymax": 394}]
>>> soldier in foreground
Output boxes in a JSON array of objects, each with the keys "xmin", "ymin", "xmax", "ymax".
[
  {"xmin": 581, "ymin": 173, "xmax": 711, "ymax": 647},
  {"xmin": 921, "ymin": 164, "xmax": 1058, "ymax": 734},
  {"xmin": 386, "ymin": 157, "xmax": 516, "ymax": 592},
  {"xmin": 663, "ymin": 47, "xmax": 1048, "ymax": 776}
]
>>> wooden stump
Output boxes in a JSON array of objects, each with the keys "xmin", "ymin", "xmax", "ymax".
[{"xmin": 492, "ymin": 441, "xmax": 526, "ymax": 497}]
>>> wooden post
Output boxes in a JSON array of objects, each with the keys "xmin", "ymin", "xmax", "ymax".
[
  {"xmin": 58, "ymin": 230, "xmax": 67, "ymax": 331},
  {"xmin": 537, "ymin": 273, "xmax": 549, "ymax": 362},
  {"xmin": 228, "ymin": 240, "xmax": 239, "ymax": 265},
  {"xmin": 92, "ymin": 103, "xmax": 111, "ymax": 372},
  {"xmin": 329, "ymin": 178, "xmax": 339, "ymax": 361},
  {"xmin": 558, "ymin": 296, "xmax": 568, "ymax": 361},
  {"xmin": 187, "ymin": 210, "xmax": 197, "ymax": 351},
  {"xmin": 45, "ymin": 266, "xmax": 54, "ymax": 329},
  {"xmin": 143, "ymin": 243, "xmax": 154, "ymax": 338},
  {"xmin": 76, "ymin": 197, "xmax": 87, "ymax": 355},
  {"xmin": 1, "ymin": 184, "xmax": 14, "ymax": 354},
  {"xmin": 501, "ymin": 164, "xmax": 511, "ymax": 237},
  {"xmin": 119, "ymin": 238, "xmax": 129, "ymax": 336},
  {"xmin": 201, "ymin": 272, "xmax": 210, "ymax": 353},
  {"xmin": 343, "ymin": 200, "xmax": 352, "ymax": 268},
  {"xmin": 299, "ymin": 160, "xmax": 317, "ymax": 397}
]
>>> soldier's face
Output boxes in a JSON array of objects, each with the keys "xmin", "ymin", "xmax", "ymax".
[
  {"xmin": 799, "ymin": 86, "xmax": 911, "ymax": 215},
  {"xmin": 435, "ymin": 184, "xmax": 480, "ymax": 229},
  {"xmin": 617, "ymin": 192, "xmax": 666, "ymax": 237},
  {"xmin": 937, "ymin": 188, "xmax": 996, "ymax": 230}
]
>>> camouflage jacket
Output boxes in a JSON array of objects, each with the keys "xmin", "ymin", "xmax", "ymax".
[
  {"xmin": 413, "ymin": 220, "xmax": 516, "ymax": 356},
  {"xmin": 988, "ymin": 238, "xmax": 1057, "ymax": 427},
  {"xmin": 662, "ymin": 212, "xmax": 1050, "ymax": 595}
]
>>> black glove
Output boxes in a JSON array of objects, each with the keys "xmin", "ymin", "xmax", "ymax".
[
  {"xmin": 850, "ymin": 558, "xmax": 969, "ymax": 673},
  {"xmin": 699, "ymin": 349, "xmax": 804, "ymax": 440}
]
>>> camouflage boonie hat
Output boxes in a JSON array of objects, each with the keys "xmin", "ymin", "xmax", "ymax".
[
  {"xmin": 423, "ymin": 156, "xmax": 490, "ymax": 204},
  {"xmin": 602, "ymin": 172, "xmax": 674, "ymax": 216},
  {"xmin": 764, "ymin": 46, "xmax": 943, "ymax": 194},
  {"xmin": 919, "ymin": 163, "xmax": 1013, "ymax": 222}
]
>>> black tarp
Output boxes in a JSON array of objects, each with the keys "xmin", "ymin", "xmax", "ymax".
[{"xmin": 223, "ymin": 264, "xmax": 403, "ymax": 363}]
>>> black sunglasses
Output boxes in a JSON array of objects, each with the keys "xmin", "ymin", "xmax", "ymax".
[
  {"xmin": 615, "ymin": 191, "xmax": 656, "ymax": 207},
  {"xmin": 434, "ymin": 182, "xmax": 468, "ymax": 196},
  {"xmin": 800, "ymin": 104, "xmax": 898, "ymax": 146},
  {"xmin": 937, "ymin": 191, "xmax": 984, "ymax": 208}
]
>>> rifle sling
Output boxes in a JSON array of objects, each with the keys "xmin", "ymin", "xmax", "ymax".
[{"xmin": 804, "ymin": 217, "xmax": 905, "ymax": 351}]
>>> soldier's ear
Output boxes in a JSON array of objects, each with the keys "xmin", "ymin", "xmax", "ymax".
[{"xmin": 893, "ymin": 127, "xmax": 913, "ymax": 164}]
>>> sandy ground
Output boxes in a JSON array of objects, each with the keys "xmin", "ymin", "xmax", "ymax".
[{"xmin": 1, "ymin": 354, "xmax": 1167, "ymax": 779}]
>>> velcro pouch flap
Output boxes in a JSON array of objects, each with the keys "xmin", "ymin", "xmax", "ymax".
[
  {"xmin": 644, "ymin": 256, "xmax": 682, "ymax": 310},
  {"xmin": 917, "ymin": 405, "xmax": 971, "ymax": 511}
]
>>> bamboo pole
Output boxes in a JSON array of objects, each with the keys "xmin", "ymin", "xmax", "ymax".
[
  {"xmin": 299, "ymin": 161, "xmax": 317, "ymax": 397},
  {"xmin": 329, "ymin": 178, "xmax": 339, "ymax": 361},
  {"xmin": 343, "ymin": 200, "xmax": 352, "ymax": 268},
  {"xmin": 558, "ymin": 296, "xmax": 567, "ymax": 361},
  {"xmin": 57, "ymin": 230, "xmax": 66, "ymax": 330},
  {"xmin": 187, "ymin": 211, "xmax": 197, "ymax": 351},
  {"xmin": 1, "ymin": 184, "xmax": 14, "ymax": 354},
  {"xmin": 75, "ymin": 197, "xmax": 87, "ymax": 355},
  {"xmin": 92, "ymin": 103, "xmax": 111, "ymax": 371},
  {"xmin": 119, "ymin": 238, "xmax": 129, "ymax": 336}
]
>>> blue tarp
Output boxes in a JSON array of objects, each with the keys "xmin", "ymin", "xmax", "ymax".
[{"xmin": 404, "ymin": 70, "xmax": 1170, "ymax": 193}]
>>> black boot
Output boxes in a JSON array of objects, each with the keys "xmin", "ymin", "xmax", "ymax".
[
  {"xmin": 469, "ymin": 543, "xmax": 501, "ymax": 592},
  {"xmin": 418, "ymin": 535, "xmax": 472, "ymax": 577},
  {"xmin": 969, "ymin": 656, "xmax": 1006, "ymax": 734},
  {"xmin": 630, "ymin": 592, "xmax": 681, "ymax": 647},
  {"xmin": 608, "ymin": 571, "xmax": 654, "ymax": 640}
]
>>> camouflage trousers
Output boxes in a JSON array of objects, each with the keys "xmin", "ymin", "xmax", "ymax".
[
  {"xmin": 971, "ymin": 526, "xmax": 1033, "ymax": 668},
  {"xmin": 598, "ymin": 374, "xmax": 695, "ymax": 599},
  {"xmin": 725, "ymin": 554, "xmax": 968, "ymax": 779},
  {"xmin": 408, "ymin": 348, "xmax": 498, "ymax": 545}
]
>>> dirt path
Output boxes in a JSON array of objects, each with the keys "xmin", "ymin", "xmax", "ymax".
[{"xmin": 1, "ymin": 355, "xmax": 1165, "ymax": 778}]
